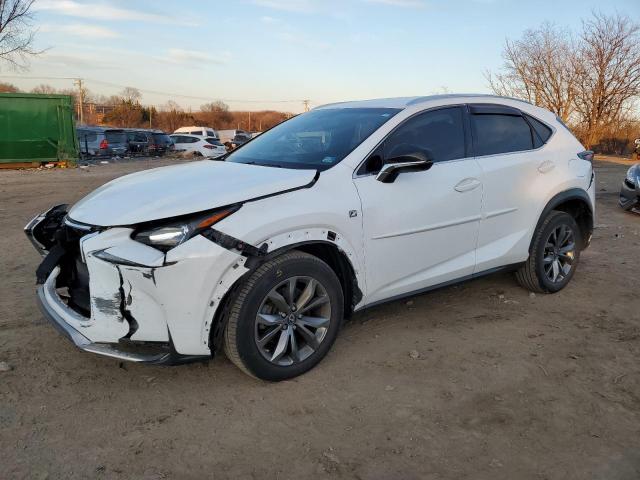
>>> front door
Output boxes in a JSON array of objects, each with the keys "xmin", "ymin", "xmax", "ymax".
[{"xmin": 353, "ymin": 106, "xmax": 483, "ymax": 305}]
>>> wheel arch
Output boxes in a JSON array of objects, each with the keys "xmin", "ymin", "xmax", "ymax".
[
  {"xmin": 208, "ymin": 239, "xmax": 363, "ymax": 355},
  {"xmin": 532, "ymin": 188, "xmax": 594, "ymax": 251}
]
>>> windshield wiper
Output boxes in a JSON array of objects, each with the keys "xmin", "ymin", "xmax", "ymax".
[{"xmin": 240, "ymin": 161, "xmax": 284, "ymax": 168}]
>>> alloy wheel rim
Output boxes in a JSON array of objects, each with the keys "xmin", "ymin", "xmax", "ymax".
[
  {"xmin": 543, "ymin": 224, "xmax": 576, "ymax": 283},
  {"xmin": 254, "ymin": 276, "xmax": 331, "ymax": 366}
]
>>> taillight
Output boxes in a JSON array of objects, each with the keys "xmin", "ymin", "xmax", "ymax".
[
  {"xmin": 99, "ymin": 139, "xmax": 108, "ymax": 149},
  {"xmin": 203, "ymin": 144, "xmax": 214, "ymax": 149},
  {"xmin": 577, "ymin": 150, "xmax": 594, "ymax": 162}
]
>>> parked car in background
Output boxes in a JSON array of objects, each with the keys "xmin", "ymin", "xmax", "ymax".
[
  {"xmin": 229, "ymin": 132, "xmax": 252, "ymax": 149},
  {"xmin": 28, "ymin": 95, "xmax": 594, "ymax": 381},
  {"xmin": 170, "ymin": 134, "xmax": 226, "ymax": 158},
  {"xmin": 620, "ymin": 162, "xmax": 640, "ymax": 213},
  {"xmin": 77, "ymin": 127, "xmax": 128, "ymax": 157},
  {"xmin": 218, "ymin": 129, "xmax": 249, "ymax": 144},
  {"xmin": 125, "ymin": 129, "xmax": 150, "ymax": 155},
  {"xmin": 147, "ymin": 130, "xmax": 174, "ymax": 156},
  {"xmin": 174, "ymin": 126, "xmax": 218, "ymax": 139}
]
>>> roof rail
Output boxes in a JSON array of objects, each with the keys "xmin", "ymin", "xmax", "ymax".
[{"xmin": 406, "ymin": 93, "xmax": 533, "ymax": 107}]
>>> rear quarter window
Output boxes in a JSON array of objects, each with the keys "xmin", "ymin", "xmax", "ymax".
[{"xmin": 525, "ymin": 114, "xmax": 553, "ymax": 145}]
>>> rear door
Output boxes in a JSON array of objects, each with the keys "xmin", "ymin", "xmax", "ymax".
[
  {"xmin": 354, "ymin": 106, "xmax": 483, "ymax": 305},
  {"xmin": 470, "ymin": 104, "xmax": 554, "ymax": 272}
]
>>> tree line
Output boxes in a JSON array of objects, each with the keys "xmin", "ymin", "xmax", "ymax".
[
  {"xmin": 486, "ymin": 11, "xmax": 640, "ymax": 153},
  {"xmin": 0, "ymin": 81, "xmax": 292, "ymax": 133}
]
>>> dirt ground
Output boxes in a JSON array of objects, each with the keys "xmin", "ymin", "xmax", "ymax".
[{"xmin": 1, "ymin": 157, "xmax": 639, "ymax": 480}]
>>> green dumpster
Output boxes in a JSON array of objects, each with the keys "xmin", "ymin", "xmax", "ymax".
[{"xmin": 0, "ymin": 93, "xmax": 78, "ymax": 165}]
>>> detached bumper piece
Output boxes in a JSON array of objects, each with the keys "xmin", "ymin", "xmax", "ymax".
[{"xmin": 37, "ymin": 268, "xmax": 208, "ymax": 365}]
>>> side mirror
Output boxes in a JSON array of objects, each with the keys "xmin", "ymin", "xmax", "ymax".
[{"xmin": 375, "ymin": 152, "xmax": 433, "ymax": 183}]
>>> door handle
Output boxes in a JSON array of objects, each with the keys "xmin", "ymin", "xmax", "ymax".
[
  {"xmin": 454, "ymin": 178, "xmax": 481, "ymax": 192},
  {"xmin": 538, "ymin": 160, "xmax": 555, "ymax": 173}
]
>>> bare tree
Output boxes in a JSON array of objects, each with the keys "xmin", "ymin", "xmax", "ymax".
[
  {"xmin": 31, "ymin": 83, "xmax": 56, "ymax": 94},
  {"xmin": 573, "ymin": 12, "xmax": 640, "ymax": 147},
  {"xmin": 0, "ymin": 80, "xmax": 18, "ymax": 91},
  {"xmin": 486, "ymin": 23, "xmax": 577, "ymax": 121},
  {"xmin": 200, "ymin": 100, "xmax": 232, "ymax": 127},
  {"xmin": 0, "ymin": 0, "xmax": 40, "ymax": 69},
  {"xmin": 201, "ymin": 100, "xmax": 229, "ymax": 112},
  {"xmin": 120, "ymin": 86, "xmax": 141, "ymax": 104},
  {"xmin": 161, "ymin": 101, "xmax": 191, "ymax": 132}
]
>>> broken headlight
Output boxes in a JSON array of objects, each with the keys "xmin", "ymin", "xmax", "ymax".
[{"xmin": 132, "ymin": 207, "xmax": 238, "ymax": 252}]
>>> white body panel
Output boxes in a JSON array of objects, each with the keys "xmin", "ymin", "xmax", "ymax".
[
  {"xmin": 68, "ymin": 160, "xmax": 316, "ymax": 226},
  {"xmin": 33, "ymin": 95, "xmax": 595, "ymax": 358},
  {"xmin": 353, "ymin": 158, "xmax": 482, "ymax": 304}
]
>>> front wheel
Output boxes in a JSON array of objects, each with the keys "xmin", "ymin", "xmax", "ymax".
[
  {"xmin": 516, "ymin": 211, "xmax": 582, "ymax": 293},
  {"xmin": 224, "ymin": 250, "xmax": 344, "ymax": 381}
]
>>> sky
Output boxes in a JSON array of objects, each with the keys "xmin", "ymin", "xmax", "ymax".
[{"xmin": 3, "ymin": 0, "xmax": 639, "ymax": 113}]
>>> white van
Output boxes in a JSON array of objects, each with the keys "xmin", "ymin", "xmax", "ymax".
[{"xmin": 174, "ymin": 126, "xmax": 219, "ymax": 139}]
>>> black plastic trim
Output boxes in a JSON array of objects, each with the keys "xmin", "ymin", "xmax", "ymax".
[
  {"xmin": 356, "ymin": 263, "xmax": 523, "ymax": 312},
  {"xmin": 532, "ymin": 189, "xmax": 594, "ymax": 251}
]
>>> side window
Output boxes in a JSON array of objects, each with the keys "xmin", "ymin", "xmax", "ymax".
[
  {"xmin": 384, "ymin": 107, "xmax": 465, "ymax": 163},
  {"xmin": 524, "ymin": 114, "xmax": 552, "ymax": 146},
  {"xmin": 472, "ymin": 113, "xmax": 534, "ymax": 156}
]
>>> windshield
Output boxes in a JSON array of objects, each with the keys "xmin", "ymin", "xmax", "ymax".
[{"xmin": 226, "ymin": 108, "xmax": 399, "ymax": 170}]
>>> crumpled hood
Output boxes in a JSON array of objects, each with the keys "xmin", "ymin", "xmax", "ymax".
[{"xmin": 68, "ymin": 161, "xmax": 317, "ymax": 226}]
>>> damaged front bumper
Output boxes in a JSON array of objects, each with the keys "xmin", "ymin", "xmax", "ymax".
[
  {"xmin": 27, "ymin": 209, "xmax": 250, "ymax": 364},
  {"xmin": 37, "ymin": 267, "xmax": 188, "ymax": 364}
]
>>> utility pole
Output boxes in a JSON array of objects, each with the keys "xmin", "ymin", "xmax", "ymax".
[
  {"xmin": 73, "ymin": 78, "xmax": 84, "ymax": 124},
  {"xmin": 303, "ymin": 99, "xmax": 310, "ymax": 112}
]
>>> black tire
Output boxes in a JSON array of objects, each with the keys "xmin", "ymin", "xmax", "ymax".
[
  {"xmin": 516, "ymin": 210, "xmax": 582, "ymax": 293},
  {"xmin": 224, "ymin": 250, "xmax": 344, "ymax": 381}
]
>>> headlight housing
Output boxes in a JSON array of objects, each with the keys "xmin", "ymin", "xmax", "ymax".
[
  {"xmin": 132, "ymin": 206, "xmax": 239, "ymax": 251},
  {"xmin": 626, "ymin": 165, "xmax": 639, "ymax": 185}
]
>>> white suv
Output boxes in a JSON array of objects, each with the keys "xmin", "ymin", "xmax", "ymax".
[
  {"xmin": 170, "ymin": 134, "xmax": 227, "ymax": 158},
  {"xmin": 26, "ymin": 95, "xmax": 595, "ymax": 380}
]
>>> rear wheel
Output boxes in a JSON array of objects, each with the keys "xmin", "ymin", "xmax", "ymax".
[
  {"xmin": 516, "ymin": 211, "xmax": 581, "ymax": 293},
  {"xmin": 224, "ymin": 250, "xmax": 344, "ymax": 381}
]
